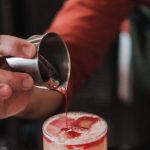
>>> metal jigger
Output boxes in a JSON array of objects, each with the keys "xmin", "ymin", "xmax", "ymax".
[{"xmin": 5, "ymin": 33, "xmax": 71, "ymax": 94}]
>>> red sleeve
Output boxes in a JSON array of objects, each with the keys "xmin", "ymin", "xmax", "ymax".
[{"xmin": 46, "ymin": 0, "xmax": 139, "ymax": 99}]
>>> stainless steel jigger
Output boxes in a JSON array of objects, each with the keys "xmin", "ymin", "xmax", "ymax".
[{"xmin": 5, "ymin": 33, "xmax": 71, "ymax": 94}]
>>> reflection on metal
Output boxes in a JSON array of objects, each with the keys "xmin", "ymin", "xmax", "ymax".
[{"xmin": 5, "ymin": 33, "xmax": 71, "ymax": 94}]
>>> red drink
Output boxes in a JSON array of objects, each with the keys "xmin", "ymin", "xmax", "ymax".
[{"xmin": 43, "ymin": 112, "xmax": 107, "ymax": 150}]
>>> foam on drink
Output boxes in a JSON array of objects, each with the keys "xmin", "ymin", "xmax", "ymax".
[{"xmin": 43, "ymin": 112, "xmax": 107, "ymax": 150}]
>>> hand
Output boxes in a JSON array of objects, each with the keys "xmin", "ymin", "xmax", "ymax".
[
  {"xmin": 0, "ymin": 35, "xmax": 64, "ymax": 119},
  {"xmin": 0, "ymin": 35, "xmax": 36, "ymax": 119}
]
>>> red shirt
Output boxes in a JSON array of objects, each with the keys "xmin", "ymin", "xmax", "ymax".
[{"xmin": 47, "ymin": 0, "xmax": 150, "ymax": 99}]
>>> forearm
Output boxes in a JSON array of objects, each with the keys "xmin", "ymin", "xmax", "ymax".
[{"xmin": 16, "ymin": 87, "xmax": 64, "ymax": 119}]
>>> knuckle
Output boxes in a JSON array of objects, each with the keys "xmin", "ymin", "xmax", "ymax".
[{"xmin": 0, "ymin": 70, "xmax": 18, "ymax": 88}]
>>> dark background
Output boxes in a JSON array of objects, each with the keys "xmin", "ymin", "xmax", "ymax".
[
  {"xmin": 0, "ymin": 1, "xmax": 150, "ymax": 150},
  {"xmin": 0, "ymin": 0, "xmax": 64, "ymax": 37}
]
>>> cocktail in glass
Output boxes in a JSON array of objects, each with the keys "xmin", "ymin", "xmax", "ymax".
[{"xmin": 43, "ymin": 112, "xmax": 107, "ymax": 150}]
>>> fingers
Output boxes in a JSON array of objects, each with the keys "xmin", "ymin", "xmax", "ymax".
[
  {"xmin": 0, "ymin": 90, "xmax": 31, "ymax": 119},
  {"xmin": 0, "ymin": 35, "xmax": 35, "ymax": 119},
  {"xmin": 0, "ymin": 35, "xmax": 36, "ymax": 58},
  {"xmin": 0, "ymin": 70, "xmax": 33, "ymax": 119},
  {"xmin": 0, "ymin": 69, "xmax": 34, "ymax": 92}
]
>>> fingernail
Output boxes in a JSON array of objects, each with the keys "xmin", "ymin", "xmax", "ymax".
[
  {"xmin": 23, "ymin": 44, "xmax": 36, "ymax": 58},
  {"xmin": 0, "ymin": 83, "xmax": 11, "ymax": 100},
  {"xmin": 22, "ymin": 76, "xmax": 33, "ymax": 90}
]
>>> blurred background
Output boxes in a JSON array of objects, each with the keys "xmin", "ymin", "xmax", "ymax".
[{"xmin": 0, "ymin": 0, "xmax": 150, "ymax": 150}]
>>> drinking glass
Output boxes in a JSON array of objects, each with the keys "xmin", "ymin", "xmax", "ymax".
[{"xmin": 43, "ymin": 112, "xmax": 107, "ymax": 150}]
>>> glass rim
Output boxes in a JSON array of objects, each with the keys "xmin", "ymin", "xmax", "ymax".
[{"xmin": 42, "ymin": 112, "xmax": 107, "ymax": 145}]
